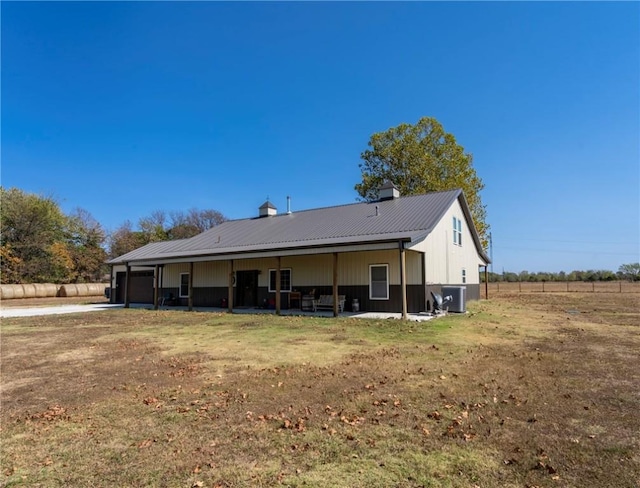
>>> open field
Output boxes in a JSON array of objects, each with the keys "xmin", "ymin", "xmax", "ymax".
[
  {"xmin": 1, "ymin": 293, "xmax": 639, "ymax": 487},
  {"xmin": 486, "ymin": 281, "xmax": 640, "ymax": 296}
]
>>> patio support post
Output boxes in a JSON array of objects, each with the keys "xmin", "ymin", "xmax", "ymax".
[
  {"xmin": 188, "ymin": 262, "xmax": 194, "ymax": 311},
  {"xmin": 228, "ymin": 260, "xmax": 234, "ymax": 313},
  {"xmin": 421, "ymin": 253, "xmax": 426, "ymax": 311},
  {"xmin": 109, "ymin": 265, "xmax": 114, "ymax": 304},
  {"xmin": 275, "ymin": 256, "xmax": 281, "ymax": 315},
  {"xmin": 124, "ymin": 263, "xmax": 131, "ymax": 308},
  {"xmin": 332, "ymin": 252, "xmax": 338, "ymax": 317},
  {"xmin": 153, "ymin": 264, "xmax": 159, "ymax": 310},
  {"xmin": 399, "ymin": 241, "xmax": 407, "ymax": 320}
]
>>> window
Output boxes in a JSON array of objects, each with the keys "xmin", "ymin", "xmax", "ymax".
[
  {"xmin": 462, "ymin": 268, "xmax": 466, "ymax": 284},
  {"xmin": 268, "ymin": 268, "xmax": 292, "ymax": 292},
  {"xmin": 369, "ymin": 264, "xmax": 389, "ymax": 300},
  {"xmin": 180, "ymin": 273, "xmax": 190, "ymax": 297},
  {"xmin": 453, "ymin": 216, "xmax": 462, "ymax": 246}
]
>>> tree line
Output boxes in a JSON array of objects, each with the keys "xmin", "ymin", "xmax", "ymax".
[
  {"xmin": 484, "ymin": 265, "xmax": 640, "ymax": 283},
  {"xmin": 0, "ymin": 187, "xmax": 226, "ymax": 284},
  {"xmin": 3, "ymin": 116, "xmax": 637, "ymax": 285}
]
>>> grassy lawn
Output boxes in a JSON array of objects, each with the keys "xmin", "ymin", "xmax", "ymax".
[{"xmin": 1, "ymin": 293, "xmax": 639, "ymax": 487}]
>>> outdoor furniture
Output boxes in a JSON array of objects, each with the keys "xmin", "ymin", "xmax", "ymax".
[
  {"xmin": 301, "ymin": 294, "xmax": 315, "ymax": 311},
  {"xmin": 312, "ymin": 294, "xmax": 346, "ymax": 313},
  {"xmin": 289, "ymin": 291, "xmax": 301, "ymax": 309}
]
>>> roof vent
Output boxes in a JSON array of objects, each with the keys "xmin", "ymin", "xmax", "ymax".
[
  {"xmin": 379, "ymin": 180, "xmax": 400, "ymax": 201},
  {"xmin": 259, "ymin": 200, "xmax": 277, "ymax": 217}
]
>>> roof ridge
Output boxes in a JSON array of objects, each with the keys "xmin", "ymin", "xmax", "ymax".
[{"xmin": 220, "ymin": 189, "xmax": 462, "ymax": 223}]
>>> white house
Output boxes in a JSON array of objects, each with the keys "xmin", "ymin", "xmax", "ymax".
[{"xmin": 107, "ymin": 185, "xmax": 490, "ymax": 318}]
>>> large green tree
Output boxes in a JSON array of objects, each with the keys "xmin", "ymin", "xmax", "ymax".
[
  {"xmin": 355, "ymin": 116, "xmax": 489, "ymax": 246},
  {"xmin": 1, "ymin": 187, "xmax": 68, "ymax": 283},
  {"xmin": 0, "ymin": 187, "xmax": 107, "ymax": 283}
]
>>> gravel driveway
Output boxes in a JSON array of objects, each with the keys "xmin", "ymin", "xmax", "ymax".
[{"xmin": 1, "ymin": 303, "xmax": 123, "ymax": 318}]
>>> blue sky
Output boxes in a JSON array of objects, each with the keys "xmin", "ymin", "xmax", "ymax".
[{"xmin": 2, "ymin": 2, "xmax": 638, "ymax": 273}]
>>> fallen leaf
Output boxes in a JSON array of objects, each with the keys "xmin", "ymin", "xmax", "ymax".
[{"xmin": 138, "ymin": 439, "xmax": 153, "ymax": 449}]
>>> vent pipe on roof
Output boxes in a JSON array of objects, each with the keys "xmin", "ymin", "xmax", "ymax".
[
  {"xmin": 287, "ymin": 195, "xmax": 291, "ymax": 214},
  {"xmin": 375, "ymin": 205, "xmax": 379, "ymax": 216}
]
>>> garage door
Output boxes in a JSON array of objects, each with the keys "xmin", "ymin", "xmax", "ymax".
[{"xmin": 115, "ymin": 271, "xmax": 154, "ymax": 304}]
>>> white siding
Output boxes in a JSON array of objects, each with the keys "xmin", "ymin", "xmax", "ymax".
[
  {"xmin": 157, "ymin": 249, "xmax": 424, "ymax": 289},
  {"xmin": 409, "ymin": 199, "xmax": 484, "ymax": 285}
]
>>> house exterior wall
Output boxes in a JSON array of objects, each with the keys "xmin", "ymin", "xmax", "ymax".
[
  {"xmin": 160, "ymin": 250, "xmax": 424, "ymax": 289},
  {"xmin": 145, "ymin": 249, "xmax": 426, "ymax": 312},
  {"xmin": 408, "ymin": 198, "xmax": 486, "ymax": 304}
]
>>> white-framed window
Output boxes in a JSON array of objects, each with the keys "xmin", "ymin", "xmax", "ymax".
[
  {"xmin": 453, "ymin": 216, "xmax": 462, "ymax": 246},
  {"xmin": 462, "ymin": 268, "xmax": 466, "ymax": 284},
  {"xmin": 369, "ymin": 264, "xmax": 389, "ymax": 300},
  {"xmin": 268, "ymin": 268, "xmax": 292, "ymax": 293},
  {"xmin": 180, "ymin": 273, "xmax": 190, "ymax": 298}
]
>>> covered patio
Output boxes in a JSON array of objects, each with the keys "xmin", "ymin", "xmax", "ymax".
[{"xmin": 125, "ymin": 302, "xmax": 439, "ymax": 322}]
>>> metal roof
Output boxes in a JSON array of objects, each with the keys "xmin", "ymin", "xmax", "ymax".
[{"xmin": 108, "ymin": 189, "xmax": 490, "ymax": 265}]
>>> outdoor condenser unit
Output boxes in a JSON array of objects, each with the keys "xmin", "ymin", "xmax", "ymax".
[{"xmin": 442, "ymin": 286, "xmax": 466, "ymax": 313}]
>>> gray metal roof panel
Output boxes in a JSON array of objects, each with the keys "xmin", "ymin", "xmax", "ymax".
[{"xmin": 108, "ymin": 190, "xmax": 472, "ymax": 264}]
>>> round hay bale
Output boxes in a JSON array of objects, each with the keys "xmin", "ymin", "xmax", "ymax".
[
  {"xmin": 35, "ymin": 283, "xmax": 59, "ymax": 298},
  {"xmin": 58, "ymin": 283, "xmax": 107, "ymax": 297},
  {"xmin": 22, "ymin": 284, "xmax": 37, "ymax": 299},
  {"xmin": 0, "ymin": 285, "xmax": 11, "ymax": 300},
  {"xmin": 0, "ymin": 284, "xmax": 22, "ymax": 300},
  {"xmin": 58, "ymin": 284, "xmax": 77, "ymax": 297},
  {"xmin": 13, "ymin": 285, "xmax": 26, "ymax": 299},
  {"xmin": 86, "ymin": 283, "xmax": 107, "ymax": 296}
]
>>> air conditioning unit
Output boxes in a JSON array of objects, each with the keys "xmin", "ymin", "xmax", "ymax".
[{"xmin": 442, "ymin": 286, "xmax": 466, "ymax": 313}]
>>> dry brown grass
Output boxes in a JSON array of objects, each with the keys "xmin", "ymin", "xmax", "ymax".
[
  {"xmin": 486, "ymin": 280, "xmax": 640, "ymax": 296},
  {"xmin": 1, "ymin": 293, "xmax": 639, "ymax": 487},
  {"xmin": 0, "ymin": 296, "xmax": 108, "ymax": 308}
]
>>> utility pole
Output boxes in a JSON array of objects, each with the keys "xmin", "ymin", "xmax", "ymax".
[{"xmin": 489, "ymin": 232, "xmax": 493, "ymax": 275}]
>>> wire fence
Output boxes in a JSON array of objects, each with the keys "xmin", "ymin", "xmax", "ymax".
[{"xmin": 484, "ymin": 281, "xmax": 640, "ymax": 296}]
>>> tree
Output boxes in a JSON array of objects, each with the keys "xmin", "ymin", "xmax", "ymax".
[
  {"xmin": 355, "ymin": 116, "xmax": 488, "ymax": 246},
  {"xmin": 108, "ymin": 221, "xmax": 148, "ymax": 259},
  {"xmin": 618, "ymin": 262, "xmax": 640, "ymax": 281},
  {"xmin": 168, "ymin": 208, "xmax": 226, "ymax": 239},
  {"xmin": 1, "ymin": 187, "xmax": 68, "ymax": 283},
  {"xmin": 66, "ymin": 208, "xmax": 108, "ymax": 282},
  {"xmin": 108, "ymin": 208, "xmax": 227, "ymax": 258},
  {"xmin": 1, "ymin": 188, "xmax": 108, "ymax": 283}
]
